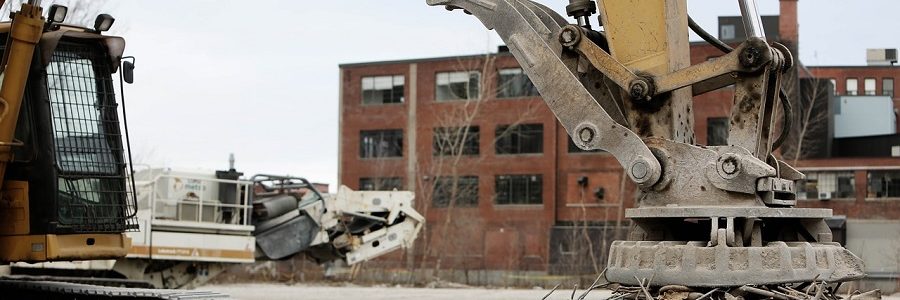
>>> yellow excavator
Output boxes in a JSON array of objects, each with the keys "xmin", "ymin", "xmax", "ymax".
[
  {"xmin": 0, "ymin": 1, "xmax": 226, "ymax": 298},
  {"xmin": 0, "ymin": 0, "xmax": 132, "ymax": 263}
]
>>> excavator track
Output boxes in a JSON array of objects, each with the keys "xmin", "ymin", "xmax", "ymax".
[{"xmin": 0, "ymin": 276, "xmax": 228, "ymax": 299}]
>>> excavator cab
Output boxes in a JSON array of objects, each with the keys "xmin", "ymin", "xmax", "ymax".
[{"xmin": 0, "ymin": 3, "xmax": 134, "ymax": 263}]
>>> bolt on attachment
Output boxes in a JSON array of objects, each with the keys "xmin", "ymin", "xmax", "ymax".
[
  {"xmin": 578, "ymin": 127, "xmax": 595, "ymax": 143},
  {"xmin": 628, "ymin": 79, "xmax": 652, "ymax": 101}
]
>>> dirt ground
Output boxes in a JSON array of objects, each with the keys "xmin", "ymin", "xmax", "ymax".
[{"xmin": 203, "ymin": 283, "xmax": 614, "ymax": 300}]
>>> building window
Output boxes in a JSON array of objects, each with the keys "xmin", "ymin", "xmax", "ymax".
[
  {"xmin": 495, "ymin": 174, "xmax": 542, "ymax": 205},
  {"xmin": 567, "ymin": 138, "xmax": 603, "ymax": 153},
  {"xmin": 883, "ymin": 78, "xmax": 894, "ymax": 97},
  {"xmin": 796, "ymin": 171, "xmax": 855, "ymax": 200},
  {"xmin": 432, "ymin": 176, "xmax": 479, "ymax": 207},
  {"xmin": 497, "ymin": 68, "xmax": 539, "ymax": 98},
  {"xmin": 362, "ymin": 75, "xmax": 404, "ymax": 104},
  {"xmin": 867, "ymin": 170, "xmax": 900, "ymax": 198},
  {"xmin": 864, "ymin": 78, "xmax": 877, "ymax": 96},
  {"xmin": 359, "ymin": 177, "xmax": 403, "ymax": 191},
  {"xmin": 707, "ymin": 117, "xmax": 729, "ymax": 146},
  {"xmin": 719, "ymin": 24, "xmax": 735, "ymax": 40},
  {"xmin": 845, "ymin": 78, "xmax": 858, "ymax": 95},
  {"xmin": 433, "ymin": 126, "xmax": 480, "ymax": 156},
  {"xmin": 435, "ymin": 71, "xmax": 480, "ymax": 101},
  {"xmin": 829, "ymin": 78, "xmax": 837, "ymax": 95},
  {"xmin": 496, "ymin": 124, "xmax": 543, "ymax": 154},
  {"xmin": 360, "ymin": 129, "xmax": 403, "ymax": 158}
]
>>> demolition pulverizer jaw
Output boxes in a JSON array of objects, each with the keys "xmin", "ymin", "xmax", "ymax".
[{"xmin": 427, "ymin": 0, "xmax": 867, "ymax": 290}]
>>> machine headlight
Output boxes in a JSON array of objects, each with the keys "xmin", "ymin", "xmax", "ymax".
[
  {"xmin": 94, "ymin": 14, "xmax": 115, "ymax": 32},
  {"xmin": 48, "ymin": 5, "xmax": 67, "ymax": 23}
]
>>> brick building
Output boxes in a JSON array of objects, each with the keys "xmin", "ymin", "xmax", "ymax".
[{"xmin": 338, "ymin": 0, "xmax": 900, "ymax": 290}]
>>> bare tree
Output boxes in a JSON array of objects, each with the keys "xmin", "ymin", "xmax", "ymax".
[
  {"xmin": 406, "ymin": 53, "xmax": 542, "ymax": 283},
  {"xmin": 778, "ymin": 69, "xmax": 833, "ymax": 163}
]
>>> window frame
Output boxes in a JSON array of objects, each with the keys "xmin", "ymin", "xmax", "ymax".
[
  {"xmin": 359, "ymin": 177, "xmax": 403, "ymax": 191},
  {"xmin": 706, "ymin": 117, "xmax": 730, "ymax": 146},
  {"xmin": 845, "ymin": 78, "xmax": 858, "ymax": 96},
  {"xmin": 432, "ymin": 176, "xmax": 479, "ymax": 208},
  {"xmin": 359, "ymin": 129, "xmax": 404, "ymax": 159},
  {"xmin": 433, "ymin": 126, "xmax": 480, "ymax": 156},
  {"xmin": 435, "ymin": 71, "xmax": 481, "ymax": 101},
  {"xmin": 883, "ymin": 77, "xmax": 894, "ymax": 97},
  {"xmin": 495, "ymin": 123, "xmax": 544, "ymax": 155},
  {"xmin": 496, "ymin": 68, "xmax": 539, "ymax": 99},
  {"xmin": 866, "ymin": 170, "xmax": 900, "ymax": 200},
  {"xmin": 795, "ymin": 171, "xmax": 856, "ymax": 201},
  {"xmin": 494, "ymin": 174, "xmax": 543, "ymax": 205},
  {"xmin": 864, "ymin": 78, "xmax": 877, "ymax": 96},
  {"xmin": 361, "ymin": 75, "xmax": 405, "ymax": 105}
]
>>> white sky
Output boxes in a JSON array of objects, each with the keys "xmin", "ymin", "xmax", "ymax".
[{"xmin": 94, "ymin": 0, "xmax": 898, "ymax": 191}]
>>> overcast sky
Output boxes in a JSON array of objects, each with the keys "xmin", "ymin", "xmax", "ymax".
[{"xmin": 87, "ymin": 0, "xmax": 899, "ymax": 191}]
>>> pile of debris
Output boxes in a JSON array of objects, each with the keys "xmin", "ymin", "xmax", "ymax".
[{"xmin": 543, "ymin": 273, "xmax": 882, "ymax": 300}]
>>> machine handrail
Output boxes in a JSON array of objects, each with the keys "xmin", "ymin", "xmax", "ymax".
[{"xmin": 131, "ymin": 172, "xmax": 253, "ymax": 226}]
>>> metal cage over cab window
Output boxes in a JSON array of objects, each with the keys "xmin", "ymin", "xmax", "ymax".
[{"xmin": 47, "ymin": 40, "xmax": 134, "ymax": 232}]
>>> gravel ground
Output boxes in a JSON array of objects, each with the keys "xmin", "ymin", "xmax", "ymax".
[{"xmin": 203, "ymin": 283, "xmax": 614, "ymax": 300}]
